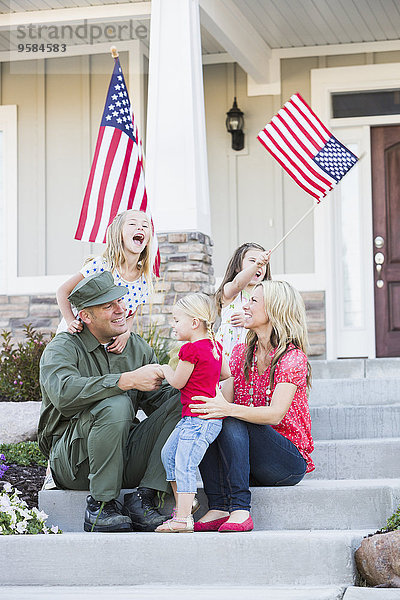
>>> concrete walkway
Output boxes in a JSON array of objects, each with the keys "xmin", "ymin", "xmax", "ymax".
[{"xmin": 0, "ymin": 586, "xmax": 346, "ymax": 600}]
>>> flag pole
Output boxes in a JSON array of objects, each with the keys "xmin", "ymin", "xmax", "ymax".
[
  {"xmin": 270, "ymin": 202, "xmax": 318, "ymax": 254},
  {"xmin": 110, "ymin": 46, "xmax": 119, "ymax": 59},
  {"xmin": 268, "ymin": 150, "xmax": 365, "ymax": 254}
]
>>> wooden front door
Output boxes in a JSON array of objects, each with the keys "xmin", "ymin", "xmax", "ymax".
[{"xmin": 371, "ymin": 125, "xmax": 400, "ymax": 357}]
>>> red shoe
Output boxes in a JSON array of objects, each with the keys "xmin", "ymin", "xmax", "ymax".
[
  {"xmin": 194, "ymin": 516, "xmax": 229, "ymax": 532},
  {"xmin": 218, "ymin": 515, "xmax": 254, "ymax": 532}
]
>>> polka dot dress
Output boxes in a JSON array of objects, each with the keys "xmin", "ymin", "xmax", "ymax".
[
  {"xmin": 56, "ymin": 256, "xmax": 150, "ymax": 334},
  {"xmin": 81, "ymin": 256, "xmax": 149, "ymax": 318},
  {"xmin": 229, "ymin": 343, "xmax": 315, "ymax": 473}
]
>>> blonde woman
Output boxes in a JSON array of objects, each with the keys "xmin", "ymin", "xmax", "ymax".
[
  {"xmin": 56, "ymin": 209, "xmax": 153, "ymax": 354},
  {"xmin": 156, "ymin": 293, "xmax": 231, "ymax": 533},
  {"xmin": 190, "ymin": 280, "xmax": 314, "ymax": 532}
]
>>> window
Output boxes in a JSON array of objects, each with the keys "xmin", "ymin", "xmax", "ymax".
[{"xmin": 332, "ymin": 90, "xmax": 400, "ymax": 118}]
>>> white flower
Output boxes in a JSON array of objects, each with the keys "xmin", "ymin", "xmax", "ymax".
[
  {"xmin": 0, "ymin": 483, "xmax": 61, "ymax": 535},
  {"xmin": 0, "ymin": 494, "xmax": 12, "ymax": 508},
  {"xmin": 32, "ymin": 508, "xmax": 48, "ymax": 521},
  {"xmin": 16, "ymin": 521, "xmax": 27, "ymax": 534},
  {"xmin": 17, "ymin": 508, "xmax": 32, "ymax": 520}
]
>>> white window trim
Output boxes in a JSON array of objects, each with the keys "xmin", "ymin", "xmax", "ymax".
[{"xmin": 311, "ymin": 61, "xmax": 400, "ymax": 359}]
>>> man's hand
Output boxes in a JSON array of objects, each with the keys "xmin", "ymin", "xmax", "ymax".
[{"xmin": 118, "ymin": 364, "xmax": 165, "ymax": 392}]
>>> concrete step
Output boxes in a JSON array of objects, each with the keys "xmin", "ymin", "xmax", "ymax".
[
  {"xmin": 39, "ymin": 479, "xmax": 400, "ymax": 533},
  {"xmin": 0, "ymin": 585, "xmax": 347, "ymax": 600},
  {"xmin": 310, "ymin": 358, "xmax": 400, "ymax": 380},
  {"xmin": 309, "ymin": 379, "xmax": 400, "ymax": 407},
  {"xmin": 343, "ymin": 588, "xmax": 400, "ymax": 599},
  {"xmin": 311, "ymin": 405, "xmax": 400, "ymax": 440},
  {"xmin": 310, "ymin": 438, "xmax": 400, "ymax": 480},
  {"xmin": 0, "ymin": 530, "xmax": 367, "ymax": 586}
]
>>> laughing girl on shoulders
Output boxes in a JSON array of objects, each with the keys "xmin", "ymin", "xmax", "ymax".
[{"xmin": 56, "ymin": 209, "xmax": 153, "ymax": 354}]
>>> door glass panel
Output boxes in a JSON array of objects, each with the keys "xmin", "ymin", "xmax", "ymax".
[{"xmin": 386, "ymin": 142, "xmax": 400, "ymax": 263}]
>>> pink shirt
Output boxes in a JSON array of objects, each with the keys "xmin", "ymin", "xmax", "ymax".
[
  {"xmin": 229, "ymin": 343, "xmax": 315, "ymax": 472},
  {"xmin": 178, "ymin": 339, "xmax": 223, "ymax": 418}
]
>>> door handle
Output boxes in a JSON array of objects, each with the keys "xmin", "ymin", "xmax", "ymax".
[{"xmin": 375, "ymin": 252, "xmax": 384, "ymax": 287}]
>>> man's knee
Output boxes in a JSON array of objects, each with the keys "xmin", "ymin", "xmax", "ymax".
[{"xmin": 91, "ymin": 394, "xmax": 134, "ymax": 428}]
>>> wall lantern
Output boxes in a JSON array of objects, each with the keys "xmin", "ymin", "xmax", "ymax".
[{"xmin": 226, "ymin": 97, "xmax": 244, "ymax": 151}]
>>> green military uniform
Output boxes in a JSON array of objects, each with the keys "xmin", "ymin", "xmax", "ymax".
[{"xmin": 38, "ymin": 327, "xmax": 181, "ymax": 502}]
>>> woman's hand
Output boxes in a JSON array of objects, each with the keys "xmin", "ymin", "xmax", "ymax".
[
  {"xmin": 190, "ymin": 386, "xmax": 233, "ymax": 419},
  {"xmin": 230, "ymin": 311, "xmax": 245, "ymax": 327},
  {"xmin": 67, "ymin": 319, "xmax": 83, "ymax": 334},
  {"xmin": 107, "ymin": 331, "xmax": 130, "ymax": 354}
]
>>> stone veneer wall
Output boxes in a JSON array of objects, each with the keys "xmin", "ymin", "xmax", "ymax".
[{"xmin": 0, "ymin": 231, "xmax": 326, "ymax": 358}]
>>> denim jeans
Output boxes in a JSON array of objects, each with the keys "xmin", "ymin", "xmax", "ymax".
[
  {"xmin": 199, "ymin": 417, "xmax": 307, "ymax": 511},
  {"xmin": 161, "ymin": 417, "xmax": 222, "ymax": 494}
]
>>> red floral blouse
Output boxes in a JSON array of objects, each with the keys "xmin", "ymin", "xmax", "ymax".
[{"xmin": 229, "ymin": 343, "xmax": 315, "ymax": 472}]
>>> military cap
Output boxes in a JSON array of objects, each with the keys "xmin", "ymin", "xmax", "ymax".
[{"xmin": 68, "ymin": 271, "xmax": 125, "ymax": 311}]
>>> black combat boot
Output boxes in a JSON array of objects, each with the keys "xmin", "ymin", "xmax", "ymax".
[
  {"xmin": 84, "ymin": 495, "xmax": 132, "ymax": 532},
  {"xmin": 124, "ymin": 487, "xmax": 166, "ymax": 531}
]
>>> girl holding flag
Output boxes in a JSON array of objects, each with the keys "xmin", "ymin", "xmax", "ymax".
[{"xmin": 215, "ymin": 243, "xmax": 271, "ymax": 361}]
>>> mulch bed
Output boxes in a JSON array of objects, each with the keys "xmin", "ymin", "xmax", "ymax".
[{"xmin": 2, "ymin": 464, "xmax": 46, "ymax": 509}]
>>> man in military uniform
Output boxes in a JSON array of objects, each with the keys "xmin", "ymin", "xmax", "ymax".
[{"xmin": 38, "ymin": 271, "xmax": 181, "ymax": 532}]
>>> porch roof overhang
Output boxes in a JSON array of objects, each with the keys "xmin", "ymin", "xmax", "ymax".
[{"xmin": 0, "ymin": 0, "xmax": 400, "ymax": 95}]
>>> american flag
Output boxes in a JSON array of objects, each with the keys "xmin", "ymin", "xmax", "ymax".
[
  {"xmin": 75, "ymin": 57, "xmax": 160, "ymax": 276},
  {"xmin": 257, "ymin": 93, "xmax": 358, "ymax": 202}
]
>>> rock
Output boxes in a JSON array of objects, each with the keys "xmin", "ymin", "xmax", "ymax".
[
  {"xmin": 355, "ymin": 531, "xmax": 400, "ymax": 588},
  {"xmin": 0, "ymin": 401, "xmax": 41, "ymax": 443}
]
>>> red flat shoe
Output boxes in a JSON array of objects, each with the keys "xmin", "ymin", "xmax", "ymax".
[
  {"xmin": 218, "ymin": 515, "xmax": 254, "ymax": 532},
  {"xmin": 193, "ymin": 516, "xmax": 229, "ymax": 532}
]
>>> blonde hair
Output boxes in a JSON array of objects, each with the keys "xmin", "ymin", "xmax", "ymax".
[
  {"xmin": 175, "ymin": 293, "xmax": 219, "ymax": 358},
  {"xmin": 102, "ymin": 209, "xmax": 154, "ymax": 290},
  {"xmin": 244, "ymin": 280, "xmax": 312, "ymax": 391}
]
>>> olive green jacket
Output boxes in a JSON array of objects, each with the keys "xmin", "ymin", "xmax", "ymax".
[{"xmin": 38, "ymin": 327, "xmax": 173, "ymax": 458}]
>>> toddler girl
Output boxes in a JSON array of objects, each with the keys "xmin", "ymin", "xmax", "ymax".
[
  {"xmin": 156, "ymin": 293, "xmax": 231, "ymax": 533},
  {"xmin": 56, "ymin": 209, "xmax": 153, "ymax": 354},
  {"xmin": 215, "ymin": 242, "xmax": 271, "ymax": 360}
]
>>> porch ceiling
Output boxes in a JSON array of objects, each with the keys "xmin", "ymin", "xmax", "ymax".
[
  {"xmin": 0, "ymin": 0, "xmax": 399, "ymax": 67},
  {"xmin": 233, "ymin": 0, "xmax": 400, "ymax": 47},
  {"xmin": 1, "ymin": 0, "xmax": 398, "ymax": 47}
]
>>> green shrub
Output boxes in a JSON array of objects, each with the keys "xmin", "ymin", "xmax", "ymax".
[
  {"xmin": 132, "ymin": 308, "xmax": 171, "ymax": 365},
  {"xmin": 0, "ymin": 442, "xmax": 47, "ymax": 467},
  {"xmin": 0, "ymin": 325, "xmax": 52, "ymax": 402},
  {"xmin": 141, "ymin": 323, "xmax": 171, "ymax": 365},
  {"xmin": 385, "ymin": 505, "xmax": 400, "ymax": 532}
]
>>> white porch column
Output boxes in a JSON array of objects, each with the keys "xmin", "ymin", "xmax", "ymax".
[{"xmin": 145, "ymin": 0, "xmax": 211, "ymax": 235}]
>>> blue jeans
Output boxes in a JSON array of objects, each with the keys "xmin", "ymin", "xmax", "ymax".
[
  {"xmin": 161, "ymin": 417, "xmax": 222, "ymax": 493},
  {"xmin": 199, "ymin": 417, "xmax": 307, "ymax": 511}
]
